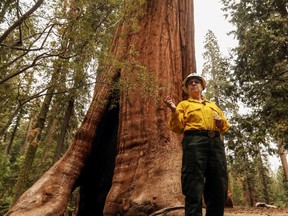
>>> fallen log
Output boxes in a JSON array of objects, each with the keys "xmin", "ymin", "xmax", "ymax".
[{"xmin": 255, "ymin": 202, "xmax": 278, "ymax": 208}]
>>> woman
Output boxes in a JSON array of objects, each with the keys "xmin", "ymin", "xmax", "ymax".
[{"xmin": 164, "ymin": 73, "xmax": 229, "ymax": 216}]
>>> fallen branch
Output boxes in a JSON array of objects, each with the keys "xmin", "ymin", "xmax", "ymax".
[{"xmin": 149, "ymin": 205, "xmax": 185, "ymax": 216}]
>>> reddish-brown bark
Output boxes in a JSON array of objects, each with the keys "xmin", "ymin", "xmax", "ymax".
[
  {"xmin": 278, "ymin": 138, "xmax": 288, "ymax": 182},
  {"xmin": 103, "ymin": 0, "xmax": 196, "ymax": 215},
  {"xmin": 5, "ymin": 68, "xmax": 119, "ymax": 215}
]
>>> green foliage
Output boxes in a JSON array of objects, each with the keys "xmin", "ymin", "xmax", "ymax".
[
  {"xmin": 201, "ymin": 29, "xmax": 238, "ymax": 114},
  {"xmin": 230, "ymin": 174, "xmax": 245, "ymax": 205},
  {"xmin": 0, "ymin": 154, "xmax": 12, "ymax": 214},
  {"xmin": 0, "ymin": 150, "xmax": 22, "ymax": 214},
  {"xmin": 225, "ymin": 112, "xmax": 278, "ymax": 205},
  {"xmin": 116, "ymin": 56, "xmax": 160, "ymax": 101},
  {"xmin": 220, "ymin": 0, "xmax": 288, "ymax": 206},
  {"xmin": 201, "ymin": 2, "xmax": 288, "ymax": 205},
  {"xmin": 200, "ymin": 27, "xmax": 274, "ymax": 205},
  {"xmin": 221, "ymin": 0, "xmax": 288, "ymax": 138},
  {"xmin": 270, "ymin": 168, "xmax": 288, "ymax": 207}
]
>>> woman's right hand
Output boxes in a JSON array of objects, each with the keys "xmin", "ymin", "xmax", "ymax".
[{"xmin": 163, "ymin": 96, "xmax": 176, "ymax": 112}]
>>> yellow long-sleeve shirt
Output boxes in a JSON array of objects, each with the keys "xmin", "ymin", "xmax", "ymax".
[{"xmin": 169, "ymin": 98, "xmax": 229, "ymax": 134}]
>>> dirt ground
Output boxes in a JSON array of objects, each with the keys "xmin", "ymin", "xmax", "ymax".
[
  {"xmin": 162, "ymin": 206, "xmax": 288, "ymax": 215},
  {"xmin": 223, "ymin": 206, "xmax": 288, "ymax": 216}
]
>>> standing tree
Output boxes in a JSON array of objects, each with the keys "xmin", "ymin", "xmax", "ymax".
[
  {"xmin": 201, "ymin": 29, "xmax": 237, "ymax": 113},
  {"xmin": 6, "ymin": 0, "xmax": 196, "ymax": 215}
]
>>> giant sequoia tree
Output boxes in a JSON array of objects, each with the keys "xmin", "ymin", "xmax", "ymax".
[{"xmin": 6, "ymin": 0, "xmax": 196, "ymax": 215}]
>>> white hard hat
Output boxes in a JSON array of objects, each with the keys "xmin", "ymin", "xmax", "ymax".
[{"xmin": 182, "ymin": 73, "xmax": 206, "ymax": 93}]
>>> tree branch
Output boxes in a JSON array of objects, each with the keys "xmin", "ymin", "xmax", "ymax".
[
  {"xmin": 0, "ymin": 0, "xmax": 44, "ymax": 44},
  {"xmin": 149, "ymin": 205, "xmax": 185, "ymax": 216}
]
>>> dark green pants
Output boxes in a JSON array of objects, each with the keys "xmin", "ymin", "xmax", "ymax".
[{"xmin": 181, "ymin": 134, "xmax": 228, "ymax": 216}]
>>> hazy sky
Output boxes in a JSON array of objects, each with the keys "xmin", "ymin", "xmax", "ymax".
[{"xmin": 194, "ymin": 0, "xmax": 237, "ymax": 73}]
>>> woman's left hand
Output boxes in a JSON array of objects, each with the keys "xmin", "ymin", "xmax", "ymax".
[{"xmin": 215, "ymin": 117, "xmax": 224, "ymax": 128}]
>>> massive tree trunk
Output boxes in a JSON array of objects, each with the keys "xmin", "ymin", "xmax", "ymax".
[
  {"xmin": 6, "ymin": 0, "xmax": 196, "ymax": 215},
  {"xmin": 103, "ymin": 0, "xmax": 195, "ymax": 215}
]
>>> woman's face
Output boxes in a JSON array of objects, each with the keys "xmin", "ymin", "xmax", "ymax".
[{"xmin": 186, "ymin": 78, "xmax": 203, "ymax": 95}]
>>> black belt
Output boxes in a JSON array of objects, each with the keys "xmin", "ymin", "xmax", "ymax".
[{"xmin": 184, "ymin": 130, "xmax": 220, "ymax": 138}]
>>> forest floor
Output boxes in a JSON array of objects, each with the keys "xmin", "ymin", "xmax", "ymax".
[{"xmin": 223, "ymin": 206, "xmax": 288, "ymax": 216}]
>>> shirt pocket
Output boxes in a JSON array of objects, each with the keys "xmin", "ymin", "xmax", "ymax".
[
  {"xmin": 184, "ymin": 106, "xmax": 202, "ymax": 124},
  {"xmin": 207, "ymin": 105, "xmax": 219, "ymax": 116}
]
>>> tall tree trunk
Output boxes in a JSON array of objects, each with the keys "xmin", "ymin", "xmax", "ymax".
[
  {"xmin": 257, "ymin": 154, "xmax": 270, "ymax": 204},
  {"xmin": 0, "ymin": 105, "xmax": 21, "ymax": 138},
  {"xmin": 41, "ymin": 116, "xmax": 58, "ymax": 163},
  {"xmin": 11, "ymin": 95, "xmax": 53, "ymax": 205},
  {"xmin": 247, "ymin": 176, "xmax": 255, "ymax": 207},
  {"xmin": 11, "ymin": 72, "xmax": 58, "ymax": 205},
  {"xmin": 278, "ymin": 138, "xmax": 288, "ymax": 182},
  {"xmin": 6, "ymin": 0, "xmax": 196, "ymax": 215},
  {"xmin": 53, "ymin": 99, "xmax": 74, "ymax": 162},
  {"xmin": 5, "ymin": 109, "xmax": 22, "ymax": 154}
]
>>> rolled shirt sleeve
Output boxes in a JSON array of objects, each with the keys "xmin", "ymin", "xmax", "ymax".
[
  {"xmin": 217, "ymin": 110, "xmax": 229, "ymax": 133},
  {"xmin": 168, "ymin": 103, "xmax": 185, "ymax": 134}
]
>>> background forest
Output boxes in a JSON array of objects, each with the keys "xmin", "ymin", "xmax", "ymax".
[{"xmin": 0, "ymin": 0, "xmax": 287, "ymax": 215}]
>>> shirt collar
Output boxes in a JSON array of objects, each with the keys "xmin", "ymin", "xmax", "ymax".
[{"xmin": 187, "ymin": 97, "xmax": 209, "ymax": 103}]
